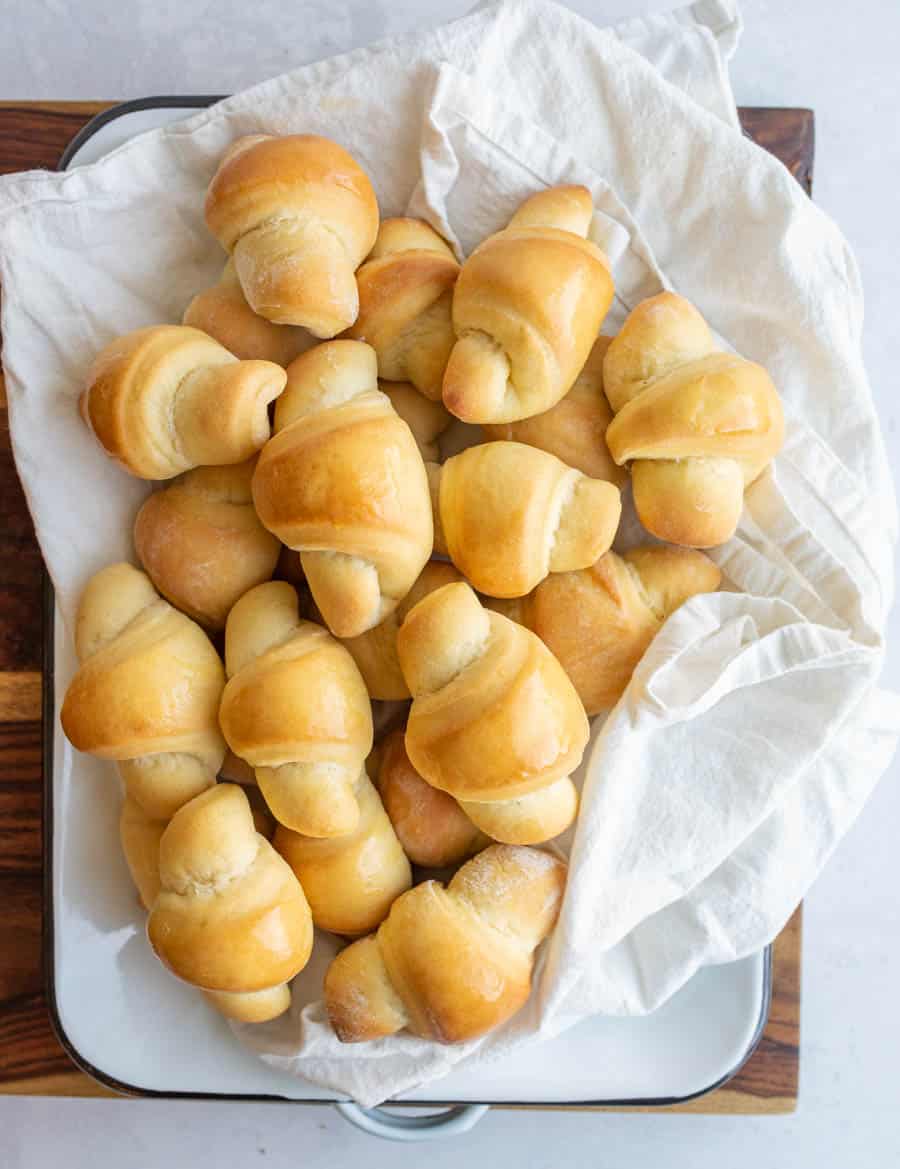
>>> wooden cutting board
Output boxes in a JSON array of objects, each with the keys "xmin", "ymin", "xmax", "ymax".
[{"xmin": 0, "ymin": 101, "xmax": 810, "ymax": 1111}]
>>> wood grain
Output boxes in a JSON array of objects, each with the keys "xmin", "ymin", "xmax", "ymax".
[
  {"xmin": 0, "ymin": 101, "xmax": 811, "ymax": 1107},
  {"xmin": 0, "ymin": 672, "xmax": 41, "ymax": 721}
]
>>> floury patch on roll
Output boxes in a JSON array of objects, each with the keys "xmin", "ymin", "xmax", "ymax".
[{"xmin": 324, "ymin": 843, "xmax": 566, "ymax": 1044}]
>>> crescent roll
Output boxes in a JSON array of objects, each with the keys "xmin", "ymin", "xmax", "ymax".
[
  {"xmin": 604, "ymin": 292, "xmax": 784, "ymax": 547},
  {"xmin": 251, "ymin": 340, "xmax": 433, "ymax": 638},
  {"xmin": 133, "ymin": 459, "xmax": 280, "ymax": 631},
  {"xmin": 60, "ymin": 563, "xmax": 226, "ymax": 822},
  {"xmin": 346, "ymin": 218, "xmax": 460, "ymax": 399},
  {"xmin": 374, "ymin": 728, "xmax": 487, "ymax": 869},
  {"xmin": 325, "ymin": 844, "xmax": 566, "ymax": 1043},
  {"xmin": 205, "ymin": 134, "xmax": 379, "ymax": 337},
  {"xmin": 431, "ymin": 441, "xmax": 621, "ymax": 598},
  {"xmin": 274, "ymin": 770, "xmax": 411, "ymax": 936},
  {"xmin": 442, "ymin": 186, "xmax": 614, "ymax": 423},
  {"xmin": 218, "ymin": 581, "xmax": 374, "ymax": 837},
  {"xmin": 148, "ymin": 784, "xmax": 313, "ymax": 1024},
  {"xmin": 397, "ymin": 582, "xmax": 588, "ymax": 844},
  {"xmin": 493, "ymin": 545, "xmax": 721, "ymax": 715}
]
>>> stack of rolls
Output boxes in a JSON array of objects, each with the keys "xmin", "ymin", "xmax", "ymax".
[{"xmin": 61, "ymin": 132, "xmax": 783, "ymax": 1046}]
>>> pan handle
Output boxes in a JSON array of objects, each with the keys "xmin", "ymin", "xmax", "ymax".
[{"xmin": 334, "ymin": 1101, "xmax": 489, "ymax": 1141}]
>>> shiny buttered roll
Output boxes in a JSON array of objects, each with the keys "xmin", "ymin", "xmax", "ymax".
[
  {"xmin": 397, "ymin": 582, "xmax": 587, "ymax": 844},
  {"xmin": 604, "ymin": 292, "xmax": 784, "ymax": 547},
  {"xmin": 81, "ymin": 325, "xmax": 287, "ymax": 479},
  {"xmin": 346, "ymin": 218, "xmax": 459, "ymax": 400},
  {"xmin": 204, "ymin": 134, "xmax": 379, "ymax": 337},
  {"xmin": 274, "ymin": 770, "xmax": 411, "ymax": 936},
  {"xmin": 60, "ymin": 563, "xmax": 226, "ymax": 821},
  {"xmin": 325, "ymin": 844, "xmax": 566, "ymax": 1043},
  {"xmin": 218, "ymin": 581, "xmax": 374, "ymax": 837},
  {"xmin": 133, "ymin": 459, "xmax": 280, "ymax": 631},
  {"xmin": 341, "ymin": 560, "xmax": 463, "ymax": 701},
  {"xmin": 494, "ymin": 546, "xmax": 721, "ymax": 716},
  {"xmin": 430, "ymin": 441, "xmax": 621, "ymax": 598},
  {"xmin": 380, "ymin": 382, "xmax": 452, "ymax": 462},
  {"xmin": 251, "ymin": 341, "xmax": 433, "ymax": 638},
  {"xmin": 484, "ymin": 336, "xmax": 626, "ymax": 485},
  {"xmin": 183, "ymin": 258, "xmax": 315, "ymax": 365},
  {"xmin": 442, "ymin": 186, "xmax": 614, "ymax": 423},
  {"xmin": 374, "ymin": 728, "xmax": 486, "ymax": 869},
  {"xmin": 148, "ymin": 784, "xmax": 313, "ymax": 1024}
]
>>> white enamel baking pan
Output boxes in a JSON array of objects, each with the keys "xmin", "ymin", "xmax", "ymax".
[{"xmin": 44, "ymin": 99, "xmax": 771, "ymax": 1141}]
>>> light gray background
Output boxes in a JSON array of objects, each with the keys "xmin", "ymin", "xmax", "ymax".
[{"xmin": 1, "ymin": 1, "xmax": 898, "ymax": 1165}]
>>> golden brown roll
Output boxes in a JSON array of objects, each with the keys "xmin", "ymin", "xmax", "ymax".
[
  {"xmin": 148, "ymin": 784, "xmax": 313, "ymax": 1023},
  {"xmin": 346, "ymin": 218, "xmax": 459, "ymax": 400},
  {"xmin": 61, "ymin": 563, "xmax": 226, "ymax": 821},
  {"xmin": 374, "ymin": 728, "xmax": 486, "ymax": 869},
  {"xmin": 119, "ymin": 797, "xmax": 166, "ymax": 911},
  {"xmin": 205, "ymin": 134, "xmax": 379, "ymax": 337},
  {"xmin": 325, "ymin": 844, "xmax": 566, "ymax": 1043},
  {"xmin": 604, "ymin": 292, "xmax": 784, "ymax": 547},
  {"xmin": 274, "ymin": 770, "xmax": 411, "ymax": 936},
  {"xmin": 397, "ymin": 582, "xmax": 587, "ymax": 844},
  {"xmin": 380, "ymin": 382, "xmax": 452, "ymax": 462},
  {"xmin": 183, "ymin": 258, "xmax": 315, "ymax": 365},
  {"xmin": 483, "ymin": 336, "xmax": 625, "ymax": 485},
  {"xmin": 251, "ymin": 340, "xmax": 433, "ymax": 638},
  {"xmin": 442, "ymin": 186, "xmax": 614, "ymax": 423},
  {"xmin": 133, "ymin": 459, "xmax": 280, "ymax": 631},
  {"xmin": 218, "ymin": 581, "xmax": 374, "ymax": 837},
  {"xmin": 432, "ymin": 441, "xmax": 621, "ymax": 598},
  {"xmin": 493, "ymin": 545, "xmax": 721, "ymax": 715},
  {"xmin": 81, "ymin": 325, "xmax": 287, "ymax": 480},
  {"xmin": 340, "ymin": 560, "xmax": 463, "ymax": 701}
]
